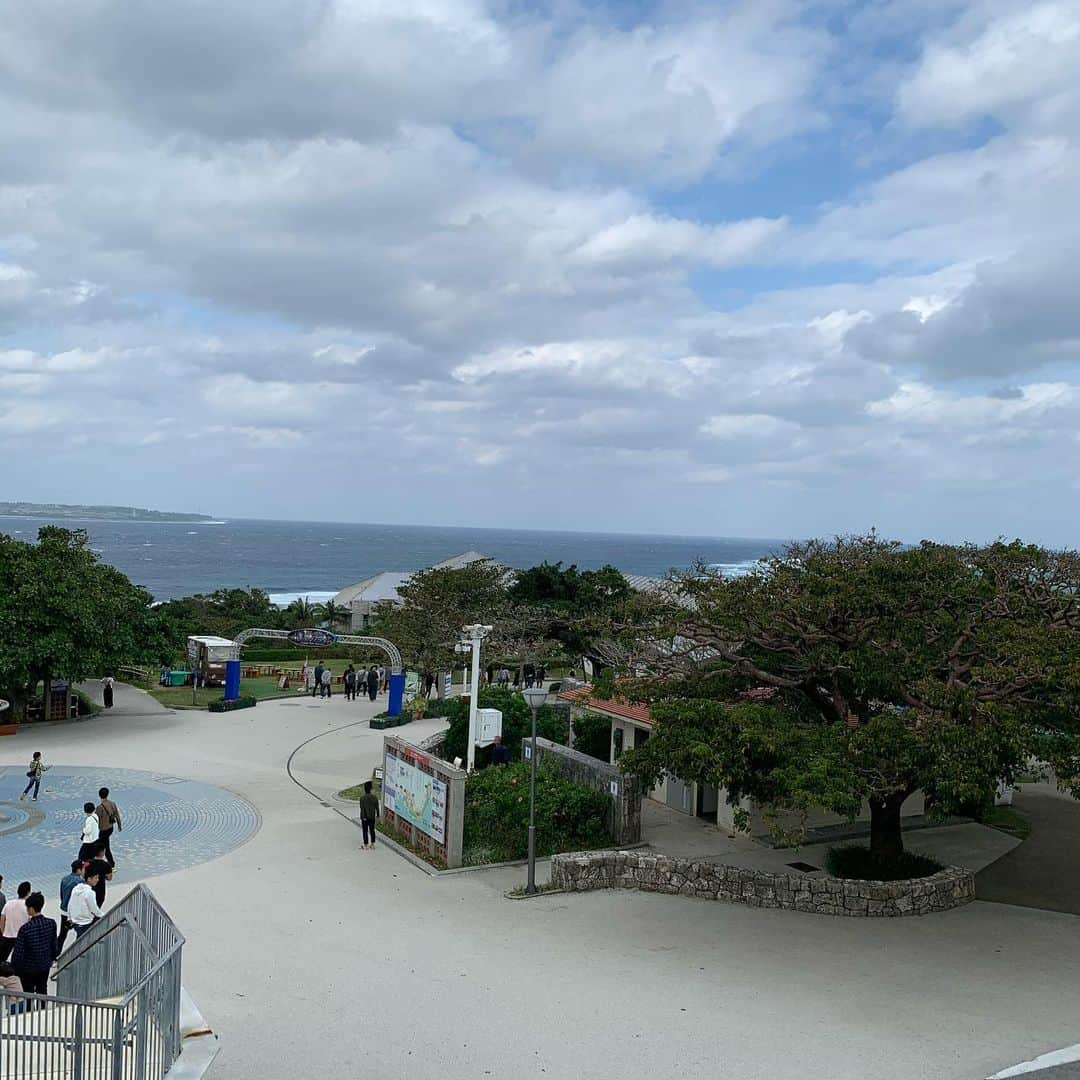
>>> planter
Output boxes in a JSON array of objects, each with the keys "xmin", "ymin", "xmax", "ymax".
[{"xmin": 208, "ymin": 696, "xmax": 257, "ymax": 713}]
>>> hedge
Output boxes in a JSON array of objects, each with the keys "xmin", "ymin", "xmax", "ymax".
[
  {"xmin": 443, "ymin": 688, "xmax": 568, "ymax": 765},
  {"xmin": 463, "ymin": 760, "xmax": 612, "ymax": 862},
  {"xmin": 208, "ymin": 695, "xmax": 257, "ymax": 713}
]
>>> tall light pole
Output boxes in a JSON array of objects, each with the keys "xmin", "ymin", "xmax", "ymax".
[
  {"xmin": 522, "ymin": 685, "xmax": 548, "ymax": 895},
  {"xmin": 460, "ymin": 624, "xmax": 492, "ymax": 772}
]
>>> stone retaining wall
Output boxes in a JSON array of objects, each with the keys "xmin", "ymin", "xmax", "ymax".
[{"xmin": 550, "ymin": 851, "xmax": 974, "ymax": 917}]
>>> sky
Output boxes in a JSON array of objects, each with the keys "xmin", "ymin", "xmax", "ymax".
[{"xmin": 1, "ymin": 0, "xmax": 1079, "ymax": 546}]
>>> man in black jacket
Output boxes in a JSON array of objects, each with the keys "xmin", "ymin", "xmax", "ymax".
[{"xmin": 12, "ymin": 892, "xmax": 57, "ymax": 1000}]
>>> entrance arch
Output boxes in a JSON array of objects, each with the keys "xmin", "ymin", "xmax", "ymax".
[{"xmin": 234, "ymin": 628, "xmax": 405, "ymax": 715}]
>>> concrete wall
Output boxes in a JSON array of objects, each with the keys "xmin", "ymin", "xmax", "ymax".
[
  {"xmin": 551, "ymin": 851, "xmax": 975, "ymax": 917},
  {"xmin": 528, "ymin": 737, "xmax": 642, "ymax": 845}
]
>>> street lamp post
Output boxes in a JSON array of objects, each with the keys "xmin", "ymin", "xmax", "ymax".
[
  {"xmin": 522, "ymin": 685, "xmax": 548, "ymax": 895},
  {"xmin": 460, "ymin": 624, "xmax": 493, "ymax": 772}
]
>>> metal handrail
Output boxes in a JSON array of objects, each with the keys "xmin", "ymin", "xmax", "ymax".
[{"xmin": 3, "ymin": 883, "xmax": 190, "ymax": 1079}]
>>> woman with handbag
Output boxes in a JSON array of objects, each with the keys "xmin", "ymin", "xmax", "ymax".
[{"xmin": 19, "ymin": 752, "xmax": 48, "ymax": 802}]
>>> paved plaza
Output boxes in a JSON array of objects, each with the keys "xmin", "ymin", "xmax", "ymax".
[
  {"xmin": 0, "ymin": 764, "xmax": 260, "ymax": 885},
  {"xmin": 1, "ymin": 682, "xmax": 1078, "ymax": 1080}
]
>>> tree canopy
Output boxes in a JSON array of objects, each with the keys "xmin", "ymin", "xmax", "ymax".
[
  {"xmin": 0, "ymin": 527, "xmax": 172, "ymax": 718},
  {"xmin": 618, "ymin": 536, "xmax": 1080, "ymax": 858}
]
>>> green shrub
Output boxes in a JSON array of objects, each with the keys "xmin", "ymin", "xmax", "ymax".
[
  {"xmin": 445, "ymin": 688, "xmax": 567, "ymax": 765},
  {"xmin": 463, "ymin": 760, "xmax": 611, "ymax": 862},
  {"xmin": 824, "ymin": 845, "xmax": 943, "ymax": 881},
  {"xmin": 208, "ymin": 695, "xmax": 257, "ymax": 713},
  {"xmin": 572, "ymin": 711, "xmax": 612, "ymax": 761}
]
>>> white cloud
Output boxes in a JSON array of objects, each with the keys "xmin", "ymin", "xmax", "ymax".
[{"xmin": 898, "ymin": 3, "xmax": 1080, "ymax": 128}]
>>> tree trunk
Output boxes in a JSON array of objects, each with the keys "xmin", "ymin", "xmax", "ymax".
[{"xmin": 868, "ymin": 793, "xmax": 907, "ymax": 859}]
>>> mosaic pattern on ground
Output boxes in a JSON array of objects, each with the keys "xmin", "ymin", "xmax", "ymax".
[{"xmin": 0, "ymin": 765, "xmax": 261, "ymax": 888}]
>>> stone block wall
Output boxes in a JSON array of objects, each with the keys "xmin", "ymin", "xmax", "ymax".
[
  {"xmin": 528, "ymin": 737, "xmax": 641, "ymax": 845},
  {"xmin": 550, "ymin": 851, "xmax": 975, "ymax": 917}
]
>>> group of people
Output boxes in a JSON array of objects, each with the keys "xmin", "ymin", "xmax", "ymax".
[
  {"xmin": 0, "ymin": 763, "xmax": 122, "ymax": 1007},
  {"xmin": 487, "ymin": 662, "xmax": 546, "ymax": 690},
  {"xmin": 304, "ymin": 662, "xmax": 386, "ymax": 702}
]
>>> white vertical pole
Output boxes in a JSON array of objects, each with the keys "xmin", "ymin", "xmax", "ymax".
[{"xmin": 466, "ymin": 633, "xmax": 483, "ymax": 772}]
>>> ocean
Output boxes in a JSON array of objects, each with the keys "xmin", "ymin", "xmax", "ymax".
[{"xmin": 0, "ymin": 516, "xmax": 786, "ymax": 603}]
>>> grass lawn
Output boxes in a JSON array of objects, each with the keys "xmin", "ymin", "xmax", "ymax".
[
  {"xmin": 147, "ymin": 675, "xmax": 306, "ymax": 708},
  {"xmin": 338, "ymin": 780, "xmax": 383, "ymax": 802},
  {"xmin": 983, "ymin": 805, "xmax": 1033, "ymax": 840}
]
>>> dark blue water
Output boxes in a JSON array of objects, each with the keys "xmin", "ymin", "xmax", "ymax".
[{"xmin": 0, "ymin": 516, "xmax": 786, "ymax": 602}]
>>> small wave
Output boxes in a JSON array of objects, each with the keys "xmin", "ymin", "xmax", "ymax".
[
  {"xmin": 706, "ymin": 559, "xmax": 761, "ymax": 577},
  {"xmin": 187, "ymin": 531, "xmax": 198, "ymax": 535},
  {"xmin": 268, "ymin": 590, "xmax": 338, "ymax": 608}
]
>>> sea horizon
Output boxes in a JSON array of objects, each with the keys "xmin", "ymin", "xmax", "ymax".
[{"xmin": 0, "ymin": 513, "xmax": 789, "ymax": 603}]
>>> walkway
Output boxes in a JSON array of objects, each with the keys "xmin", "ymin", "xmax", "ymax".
[
  {"xmin": 976, "ymin": 783, "xmax": 1080, "ymax": 915},
  {"xmin": 2, "ymin": 695, "xmax": 1079, "ymax": 1080}
]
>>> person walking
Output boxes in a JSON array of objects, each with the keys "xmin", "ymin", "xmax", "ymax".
[
  {"xmin": 366, "ymin": 666, "xmax": 379, "ymax": 702},
  {"xmin": 57, "ymin": 861, "xmax": 84, "ymax": 953},
  {"xmin": 377, "ymin": 665, "xmax": 386, "ymax": 694},
  {"xmin": 20, "ymin": 751, "xmax": 49, "ymax": 801},
  {"xmin": 101, "ymin": 674, "xmax": 115, "ymax": 709},
  {"xmin": 95, "ymin": 787, "xmax": 122, "ymax": 870},
  {"xmin": 358, "ymin": 781, "xmax": 380, "ymax": 849},
  {"xmin": 524, "ymin": 662, "xmax": 535, "ymax": 689},
  {"xmin": 423, "ymin": 670, "xmax": 435, "ymax": 699},
  {"xmin": 312, "ymin": 662, "xmax": 324, "ymax": 698},
  {"xmin": 536, "ymin": 664, "xmax": 546, "ymax": 687},
  {"xmin": 320, "ymin": 665, "xmax": 333, "ymax": 699},
  {"xmin": 11, "ymin": 892, "xmax": 56, "ymax": 1001},
  {"xmin": 0, "ymin": 882, "xmax": 31, "ymax": 964},
  {"xmin": 67, "ymin": 871, "xmax": 104, "ymax": 940},
  {"xmin": 0, "ymin": 874, "xmax": 6, "ymax": 913},
  {"xmin": 344, "ymin": 665, "xmax": 356, "ymax": 701},
  {"xmin": 78, "ymin": 802, "xmax": 100, "ymax": 863},
  {"xmin": 82, "ymin": 843, "xmax": 112, "ymax": 909}
]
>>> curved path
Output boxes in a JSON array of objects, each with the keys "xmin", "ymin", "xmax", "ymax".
[
  {"xmin": 3, "ymin": 694, "xmax": 1080, "ymax": 1080},
  {"xmin": 976, "ymin": 784, "xmax": 1080, "ymax": 915}
]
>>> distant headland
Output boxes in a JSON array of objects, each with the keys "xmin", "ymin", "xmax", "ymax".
[{"xmin": 0, "ymin": 501, "xmax": 218, "ymax": 523}]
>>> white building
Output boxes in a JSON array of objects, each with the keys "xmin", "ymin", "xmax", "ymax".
[{"xmin": 333, "ymin": 552, "xmax": 498, "ymax": 631}]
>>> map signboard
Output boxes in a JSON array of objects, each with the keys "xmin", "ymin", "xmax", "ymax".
[{"xmin": 384, "ymin": 749, "xmax": 446, "ymax": 843}]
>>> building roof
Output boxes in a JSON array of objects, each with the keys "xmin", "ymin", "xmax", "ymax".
[
  {"xmin": 333, "ymin": 552, "xmax": 497, "ymax": 608},
  {"xmin": 558, "ymin": 685, "xmax": 653, "ymax": 727},
  {"xmin": 431, "ymin": 551, "xmax": 496, "ymax": 571}
]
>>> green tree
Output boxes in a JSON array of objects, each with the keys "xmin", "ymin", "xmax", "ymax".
[
  {"xmin": 508, "ymin": 561, "xmax": 632, "ymax": 662},
  {"xmin": 155, "ymin": 587, "xmax": 284, "ymax": 654},
  {"xmin": 0, "ymin": 527, "xmax": 172, "ymax": 719},
  {"xmin": 317, "ymin": 600, "xmax": 348, "ymax": 630},
  {"xmin": 619, "ymin": 536, "xmax": 1080, "ymax": 861},
  {"xmin": 373, "ymin": 560, "xmax": 547, "ymax": 675},
  {"xmin": 286, "ymin": 597, "xmax": 316, "ymax": 626}
]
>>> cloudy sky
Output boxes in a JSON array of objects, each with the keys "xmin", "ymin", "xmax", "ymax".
[{"xmin": 2, "ymin": 1, "xmax": 1078, "ymax": 545}]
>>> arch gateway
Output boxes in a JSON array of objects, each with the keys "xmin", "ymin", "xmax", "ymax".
[{"xmin": 234, "ymin": 627, "xmax": 406, "ymax": 716}]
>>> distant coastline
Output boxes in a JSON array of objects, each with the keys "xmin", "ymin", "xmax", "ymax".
[{"xmin": 0, "ymin": 501, "xmax": 218, "ymax": 524}]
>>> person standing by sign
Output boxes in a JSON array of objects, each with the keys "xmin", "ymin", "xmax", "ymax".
[
  {"xmin": 366, "ymin": 666, "xmax": 379, "ymax": 702},
  {"xmin": 343, "ymin": 665, "xmax": 356, "ymax": 701},
  {"xmin": 358, "ymin": 781, "xmax": 380, "ymax": 849},
  {"xmin": 312, "ymin": 662, "xmax": 324, "ymax": 698},
  {"xmin": 320, "ymin": 665, "xmax": 333, "ymax": 698}
]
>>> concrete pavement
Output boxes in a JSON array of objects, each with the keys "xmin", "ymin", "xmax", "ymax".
[
  {"xmin": 2, "ymin": 693, "xmax": 1078, "ymax": 1080},
  {"xmin": 976, "ymin": 783, "xmax": 1080, "ymax": 915}
]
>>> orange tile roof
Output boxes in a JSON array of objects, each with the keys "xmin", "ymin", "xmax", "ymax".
[{"xmin": 558, "ymin": 685, "xmax": 653, "ymax": 726}]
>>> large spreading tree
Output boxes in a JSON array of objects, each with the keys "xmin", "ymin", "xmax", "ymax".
[
  {"xmin": 618, "ymin": 536, "xmax": 1080, "ymax": 860},
  {"xmin": 0, "ymin": 527, "xmax": 172, "ymax": 719}
]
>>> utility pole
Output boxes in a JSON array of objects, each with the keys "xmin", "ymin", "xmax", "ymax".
[{"xmin": 460, "ymin": 624, "xmax": 492, "ymax": 772}]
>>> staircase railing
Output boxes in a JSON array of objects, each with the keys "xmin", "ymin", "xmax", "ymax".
[{"xmin": 0, "ymin": 884, "xmax": 185, "ymax": 1079}]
